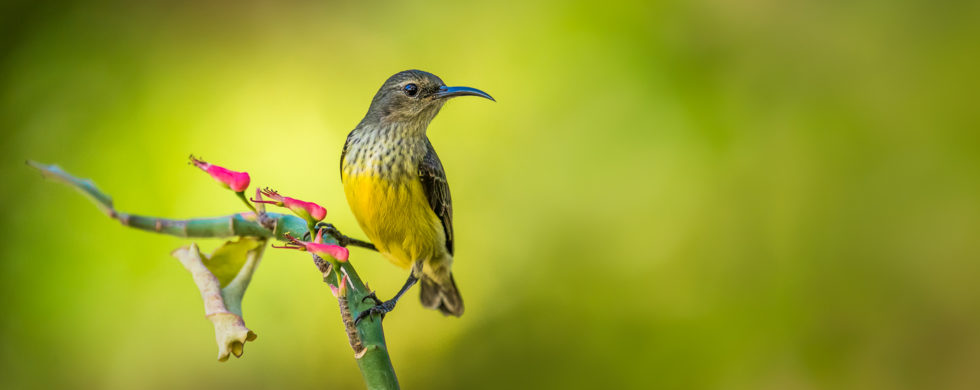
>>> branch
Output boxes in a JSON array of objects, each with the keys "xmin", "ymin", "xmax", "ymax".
[
  {"xmin": 28, "ymin": 160, "xmax": 306, "ymax": 239},
  {"xmin": 29, "ymin": 161, "xmax": 400, "ymax": 389}
]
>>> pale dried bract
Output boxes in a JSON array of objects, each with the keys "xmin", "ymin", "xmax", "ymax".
[{"xmin": 172, "ymin": 242, "xmax": 261, "ymax": 361}]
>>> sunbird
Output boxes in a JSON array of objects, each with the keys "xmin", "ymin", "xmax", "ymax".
[{"xmin": 336, "ymin": 70, "xmax": 494, "ymax": 322}]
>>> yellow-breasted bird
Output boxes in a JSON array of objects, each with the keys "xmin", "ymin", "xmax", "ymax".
[{"xmin": 334, "ymin": 70, "xmax": 494, "ymax": 323}]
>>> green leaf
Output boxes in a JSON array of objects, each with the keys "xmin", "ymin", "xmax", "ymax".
[{"xmin": 204, "ymin": 237, "xmax": 262, "ymax": 288}]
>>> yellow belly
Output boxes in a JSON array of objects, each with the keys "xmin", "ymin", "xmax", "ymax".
[{"xmin": 342, "ymin": 172, "xmax": 446, "ymax": 269}]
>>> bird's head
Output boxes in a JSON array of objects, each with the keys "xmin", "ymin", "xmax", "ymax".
[{"xmin": 364, "ymin": 70, "xmax": 494, "ymax": 126}]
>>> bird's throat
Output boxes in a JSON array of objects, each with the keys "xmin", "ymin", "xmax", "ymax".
[{"xmin": 343, "ymin": 122, "xmax": 428, "ymax": 181}]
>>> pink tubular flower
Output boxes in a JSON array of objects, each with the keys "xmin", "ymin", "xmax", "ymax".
[
  {"xmin": 251, "ymin": 188, "xmax": 327, "ymax": 222},
  {"xmin": 272, "ymin": 229, "xmax": 349, "ymax": 262},
  {"xmin": 189, "ymin": 155, "xmax": 250, "ymax": 192}
]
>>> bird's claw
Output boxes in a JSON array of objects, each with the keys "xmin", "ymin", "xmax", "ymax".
[
  {"xmin": 361, "ymin": 292, "xmax": 384, "ymax": 305},
  {"xmin": 315, "ymin": 222, "xmax": 349, "ymax": 246},
  {"xmin": 354, "ymin": 300, "xmax": 396, "ymax": 325}
]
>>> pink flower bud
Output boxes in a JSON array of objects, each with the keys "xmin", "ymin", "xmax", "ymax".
[
  {"xmin": 309, "ymin": 242, "xmax": 350, "ymax": 262},
  {"xmin": 190, "ymin": 155, "xmax": 250, "ymax": 192},
  {"xmin": 329, "ymin": 274, "xmax": 350, "ymax": 298},
  {"xmin": 272, "ymin": 231, "xmax": 349, "ymax": 262},
  {"xmin": 251, "ymin": 188, "xmax": 327, "ymax": 222},
  {"xmin": 311, "ymin": 229, "xmax": 349, "ymax": 261},
  {"xmin": 284, "ymin": 197, "xmax": 327, "ymax": 221}
]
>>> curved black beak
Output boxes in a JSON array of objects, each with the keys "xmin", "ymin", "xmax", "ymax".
[{"xmin": 434, "ymin": 86, "xmax": 495, "ymax": 102}]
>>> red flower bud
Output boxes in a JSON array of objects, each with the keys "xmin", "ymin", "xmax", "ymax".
[
  {"xmin": 309, "ymin": 241, "xmax": 349, "ymax": 262},
  {"xmin": 272, "ymin": 230, "xmax": 349, "ymax": 262},
  {"xmin": 190, "ymin": 155, "xmax": 250, "ymax": 192},
  {"xmin": 251, "ymin": 188, "xmax": 327, "ymax": 222}
]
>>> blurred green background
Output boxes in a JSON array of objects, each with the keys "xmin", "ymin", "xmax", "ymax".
[{"xmin": 2, "ymin": 0, "xmax": 979, "ymax": 389}]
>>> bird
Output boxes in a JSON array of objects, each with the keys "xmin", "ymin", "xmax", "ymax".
[{"xmin": 336, "ymin": 70, "xmax": 494, "ymax": 322}]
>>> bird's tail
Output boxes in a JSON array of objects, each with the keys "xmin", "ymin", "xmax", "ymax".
[{"xmin": 420, "ymin": 272, "xmax": 464, "ymax": 317}]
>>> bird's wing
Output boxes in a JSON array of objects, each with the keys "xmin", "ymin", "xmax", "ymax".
[{"xmin": 418, "ymin": 139, "xmax": 454, "ymax": 255}]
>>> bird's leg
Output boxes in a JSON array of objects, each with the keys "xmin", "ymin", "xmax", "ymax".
[
  {"xmin": 312, "ymin": 222, "xmax": 377, "ymax": 251},
  {"xmin": 354, "ymin": 275, "xmax": 418, "ymax": 325},
  {"xmin": 355, "ymin": 265, "xmax": 422, "ymax": 324}
]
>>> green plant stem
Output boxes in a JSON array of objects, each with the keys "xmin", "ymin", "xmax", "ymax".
[
  {"xmin": 235, "ymin": 191, "xmax": 257, "ymax": 212},
  {"xmin": 29, "ymin": 161, "xmax": 399, "ymax": 389},
  {"xmin": 338, "ymin": 261, "xmax": 399, "ymax": 389}
]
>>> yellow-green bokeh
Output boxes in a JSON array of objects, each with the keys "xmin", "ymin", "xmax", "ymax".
[{"xmin": 2, "ymin": 0, "xmax": 978, "ymax": 389}]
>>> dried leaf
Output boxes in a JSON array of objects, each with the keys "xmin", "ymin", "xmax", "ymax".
[{"xmin": 172, "ymin": 239, "xmax": 265, "ymax": 361}]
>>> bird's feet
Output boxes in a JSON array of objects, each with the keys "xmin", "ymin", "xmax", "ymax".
[
  {"xmin": 355, "ymin": 293, "xmax": 396, "ymax": 325},
  {"xmin": 311, "ymin": 222, "xmax": 347, "ymax": 245},
  {"xmin": 360, "ymin": 291, "xmax": 384, "ymax": 306}
]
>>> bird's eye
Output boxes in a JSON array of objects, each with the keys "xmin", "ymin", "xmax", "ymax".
[{"xmin": 403, "ymin": 83, "xmax": 419, "ymax": 97}]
